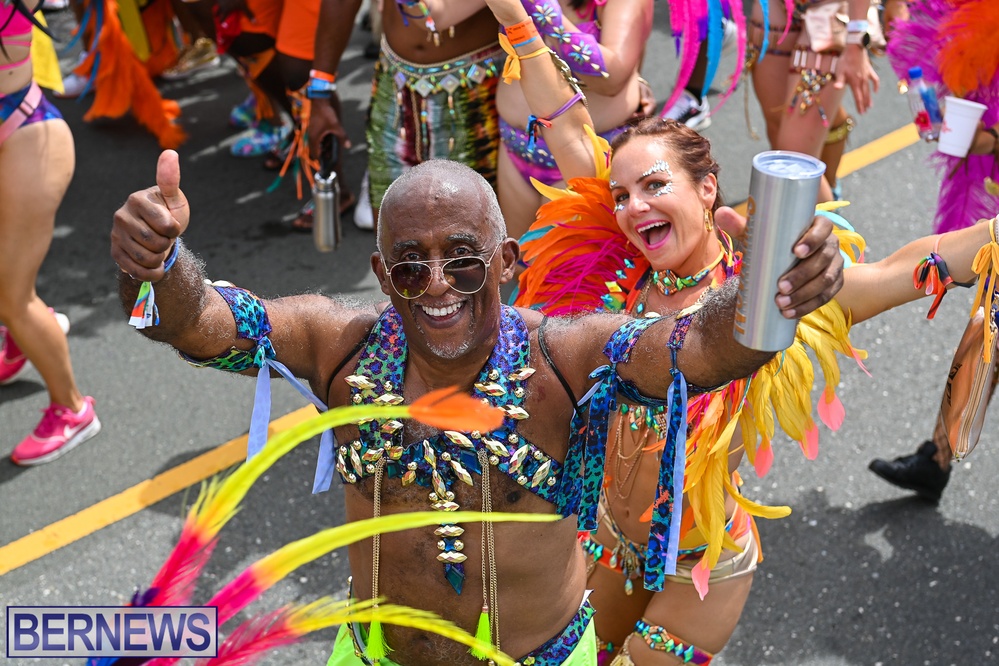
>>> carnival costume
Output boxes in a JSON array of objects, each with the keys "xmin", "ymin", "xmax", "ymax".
[
  {"xmin": 363, "ymin": 1, "xmax": 506, "ymax": 207},
  {"xmin": 887, "ymin": 0, "xmax": 999, "ymax": 233},
  {"xmin": 512, "ymin": 129, "xmax": 869, "ymax": 663},
  {"xmin": 153, "ymin": 260, "xmax": 710, "ymax": 662},
  {"xmin": 63, "ymin": 0, "xmax": 186, "ymax": 148},
  {"xmin": 500, "ymin": 1, "xmax": 637, "ymax": 188}
]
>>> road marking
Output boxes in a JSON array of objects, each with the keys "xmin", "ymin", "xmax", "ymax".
[
  {"xmin": 733, "ymin": 122, "xmax": 920, "ymax": 215},
  {"xmin": 0, "ymin": 123, "xmax": 923, "ymax": 579},
  {"xmin": 0, "ymin": 407, "xmax": 317, "ymax": 577}
]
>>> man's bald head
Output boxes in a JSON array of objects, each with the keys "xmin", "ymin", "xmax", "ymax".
[{"xmin": 377, "ymin": 160, "xmax": 506, "ymax": 254}]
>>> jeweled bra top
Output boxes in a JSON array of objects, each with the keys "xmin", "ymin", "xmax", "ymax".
[
  {"xmin": 338, "ymin": 306, "xmax": 565, "ymax": 593},
  {"xmin": 338, "ymin": 306, "xmax": 562, "ymax": 497}
]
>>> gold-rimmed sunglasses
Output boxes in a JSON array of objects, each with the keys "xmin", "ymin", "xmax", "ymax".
[{"xmin": 386, "ymin": 243, "xmax": 503, "ymax": 299}]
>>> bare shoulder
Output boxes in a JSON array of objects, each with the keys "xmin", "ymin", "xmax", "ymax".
[
  {"xmin": 515, "ymin": 307, "xmax": 632, "ymax": 389},
  {"xmin": 264, "ymin": 293, "xmax": 383, "ymax": 387}
]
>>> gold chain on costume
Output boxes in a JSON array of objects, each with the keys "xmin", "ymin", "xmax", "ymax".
[
  {"xmin": 371, "ymin": 458, "xmax": 386, "ymax": 606},
  {"xmin": 610, "ymin": 415, "xmax": 645, "ymax": 501},
  {"xmin": 477, "ymin": 449, "xmax": 500, "ymax": 655}
]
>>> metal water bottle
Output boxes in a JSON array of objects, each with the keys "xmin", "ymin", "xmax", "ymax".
[
  {"xmin": 312, "ymin": 134, "xmax": 341, "ymax": 253},
  {"xmin": 734, "ymin": 151, "xmax": 826, "ymax": 352}
]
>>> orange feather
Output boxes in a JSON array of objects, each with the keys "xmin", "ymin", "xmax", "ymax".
[{"xmin": 937, "ymin": 0, "xmax": 999, "ymax": 96}]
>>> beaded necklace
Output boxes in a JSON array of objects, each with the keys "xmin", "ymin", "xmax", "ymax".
[{"xmin": 651, "ymin": 231, "xmax": 736, "ymax": 296}]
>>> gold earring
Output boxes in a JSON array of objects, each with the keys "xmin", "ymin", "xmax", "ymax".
[{"xmin": 704, "ymin": 209, "xmax": 714, "ymax": 232}]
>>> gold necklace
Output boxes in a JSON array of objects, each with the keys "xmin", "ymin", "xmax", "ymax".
[{"xmin": 611, "ymin": 412, "xmax": 646, "ymax": 500}]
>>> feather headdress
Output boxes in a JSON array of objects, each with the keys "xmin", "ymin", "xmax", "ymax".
[{"xmin": 87, "ymin": 388, "xmax": 556, "ymax": 666}]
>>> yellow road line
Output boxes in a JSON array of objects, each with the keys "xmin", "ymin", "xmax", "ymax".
[
  {"xmin": 733, "ymin": 123, "xmax": 920, "ymax": 216},
  {"xmin": 0, "ymin": 407, "xmax": 317, "ymax": 577},
  {"xmin": 837, "ymin": 123, "xmax": 920, "ymax": 177},
  {"xmin": 0, "ymin": 124, "xmax": 925, "ymax": 579}
]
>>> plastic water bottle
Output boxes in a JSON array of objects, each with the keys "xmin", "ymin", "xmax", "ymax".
[{"xmin": 907, "ymin": 66, "xmax": 943, "ymax": 141}]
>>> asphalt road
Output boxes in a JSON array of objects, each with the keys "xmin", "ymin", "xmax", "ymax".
[{"xmin": 1, "ymin": 6, "xmax": 997, "ymax": 666}]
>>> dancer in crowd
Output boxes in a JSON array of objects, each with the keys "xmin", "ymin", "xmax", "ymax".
[
  {"xmin": 308, "ymin": 0, "xmax": 507, "ymax": 231},
  {"xmin": 871, "ymin": 0, "xmax": 999, "ymax": 500},
  {"xmin": 747, "ymin": 0, "xmax": 881, "ymax": 202},
  {"xmin": 493, "ymin": 0, "xmax": 655, "ymax": 240},
  {"xmin": 1, "ymin": 0, "xmax": 101, "ymax": 464},
  {"xmin": 510, "ymin": 16, "xmax": 998, "ymax": 665},
  {"xmin": 111, "ymin": 1, "xmax": 845, "ymax": 658}
]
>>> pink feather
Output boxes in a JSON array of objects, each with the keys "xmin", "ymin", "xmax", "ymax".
[
  {"xmin": 206, "ymin": 568, "xmax": 267, "ymax": 626},
  {"xmin": 931, "ymin": 153, "xmax": 999, "ymax": 233},
  {"xmin": 712, "ymin": 0, "xmax": 748, "ymax": 113},
  {"xmin": 197, "ymin": 608, "xmax": 301, "ymax": 666},
  {"xmin": 800, "ymin": 424, "xmax": 819, "ymax": 461},
  {"xmin": 660, "ymin": 4, "xmax": 704, "ymax": 118},
  {"xmin": 691, "ymin": 559, "xmax": 711, "ymax": 600},
  {"xmin": 144, "ymin": 531, "xmax": 218, "ymax": 607},
  {"xmin": 817, "ymin": 391, "xmax": 845, "ymax": 431},
  {"xmin": 779, "ymin": 0, "xmax": 794, "ymax": 50},
  {"xmin": 753, "ymin": 439, "xmax": 774, "ymax": 477}
]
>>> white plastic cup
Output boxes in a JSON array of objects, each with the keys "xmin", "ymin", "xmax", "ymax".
[{"xmin": 938, "ymin": 96, "xmax": 988, "ymax": 157}]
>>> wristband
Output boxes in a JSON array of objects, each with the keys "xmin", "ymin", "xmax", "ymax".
[
  {"xmin": 505, "ymin": 17, "xmax": 538, "ymax": 45},
  {"xmin": 846, "ymin": 19, "xmax": 869, "ymax": 33},
  {"xmin": 306, "ymin": 77, "xmax": 338, "ymax": 99},
  {"xmin": 163, "ymin": 239, "xmax": 180, "ymax": 272},
  {"xmin": 309, "ymin": 69, "xmax": 336, "ymax": 83},
  {"xmin": 128, "ymin": 238, "xmax": 182, "ymax": 330}
]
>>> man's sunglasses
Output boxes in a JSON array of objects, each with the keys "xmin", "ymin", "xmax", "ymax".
[{"xmin": 386, "ymin": 243, "xmax": 503, "ymax": 300}]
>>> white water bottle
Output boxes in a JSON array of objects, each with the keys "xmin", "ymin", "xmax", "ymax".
[{"xmin": 907, "ymin": 66, "xmax": 943, "ymax": 141}]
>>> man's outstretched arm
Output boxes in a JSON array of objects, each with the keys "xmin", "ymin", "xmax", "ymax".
[{"xmin": 112, "ymin": 151, "xmax": 375, "ymax": 391}]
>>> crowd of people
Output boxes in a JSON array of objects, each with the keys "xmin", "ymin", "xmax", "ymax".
[{"xmin": 4, "ymin": 0, "xmax": 999, "ymax": 664}]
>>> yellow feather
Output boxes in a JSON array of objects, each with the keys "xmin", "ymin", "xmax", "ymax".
[
  {"xmin": 251, "ymin": 511, "xmax": 557, "ymax": 588},
  {"xmin": 722, "ymin": 473, "xmax": 792, "ymax": 519},
  {"xmin": 584, "ymin": 125, "xmax": 613, "ymax": 181},
  {"xmin": 530, "ymin": 177, "xmax": 579, "ymax": 202}
]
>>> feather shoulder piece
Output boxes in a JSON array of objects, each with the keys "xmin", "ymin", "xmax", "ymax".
[{"xmin": 515, "ymin": 127, "xmax": 646, "ymax": 315}]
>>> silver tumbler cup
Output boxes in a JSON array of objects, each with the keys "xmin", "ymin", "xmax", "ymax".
[
  {"xmin": 734, "ymin": 151, "xmax": 826, "ymax": 352},
  {"xmin": 312, "ymin": 171, "xmax": 341, "ymax": 253},
  {"xmin": 313, "ymin": 135, "xmax": 342, "ymax": 253}
]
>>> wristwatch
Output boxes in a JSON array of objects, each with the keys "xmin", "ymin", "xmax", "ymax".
[
  {"xmin": 845, "ymin": 31, "xmax": 871, "ymax": 47},
  {"xmin": 846, "ymin": 18, "xmax": 870, "ymax": 48}
]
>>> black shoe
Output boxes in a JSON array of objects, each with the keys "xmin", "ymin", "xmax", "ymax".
[
  {"xmin": 869, "ymin": 441, "xmax": 951, "ymax": 501},
  {"xmin": 364, "ymin": 41, "xmax": 381, "ymax": 60}
]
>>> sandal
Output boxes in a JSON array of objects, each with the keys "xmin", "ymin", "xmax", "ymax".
[{"xmin": 290, "ymin": 192, "xmax": 358, "ymax": 233}]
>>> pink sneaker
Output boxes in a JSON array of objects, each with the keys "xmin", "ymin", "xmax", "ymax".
[
  {"xmin": 0, "ymin": 328, "xmax": 30, "ymax": 385},
  {"xmin": 0, "ymin": 311, "xmax": 70, "ymax": 385},
  {"xmin": 11, "ymin": 396, "xmax": 101, "ymax": 465}
]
